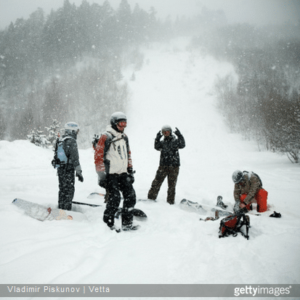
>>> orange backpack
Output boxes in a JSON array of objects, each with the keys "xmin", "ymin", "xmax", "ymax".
[{"xmin": 219, "ymin": 214, "xmax": 250, "ymax": 240}]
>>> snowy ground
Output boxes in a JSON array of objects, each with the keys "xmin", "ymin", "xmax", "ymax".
[{"xmin": 1, "ymin": 38, "xmax": 300, "ymax": 298}]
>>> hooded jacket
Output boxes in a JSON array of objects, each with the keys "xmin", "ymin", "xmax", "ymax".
[
  {"xmin": 61, "ymin": 130, "xmax": 81, "ymax": 172},
  {"xmin": 155, "ymin": 133, "xmax": 185, "ymax": 167},
  {"xmin": 234, "ymin": 171, "xmax": 262, "ymax": 206},
  {"xmin": 94, "ymin": 125, "xmax": 133, "ymax": 174}
]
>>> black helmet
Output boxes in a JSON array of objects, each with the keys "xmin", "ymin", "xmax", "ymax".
[
  {"xmin": 232, "ymin": 170, "xmax": 243, "ymax": 183},
  {"xmin": 110, "ymin": 112, "xmax": 127, "ymax": 132}
]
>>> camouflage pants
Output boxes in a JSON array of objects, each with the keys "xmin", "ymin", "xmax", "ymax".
[
  {"xmin": 58, "ymin": 167, "xmax": 75, "ymax": 211},
  {"xmin": 148, "ymin": 166, "xmax": 179, "ymax": 204}
]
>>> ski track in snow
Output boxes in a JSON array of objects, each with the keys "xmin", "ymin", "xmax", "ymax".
[{"xmin": 0, "ymin": 38, "xmax": 300, "ymax": 295}]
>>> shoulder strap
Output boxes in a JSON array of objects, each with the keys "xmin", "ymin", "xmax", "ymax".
[
  {"xmin": 106, "ymin": 132, "xmax": 125, "ymax": 151},
  {"xmin": 54, "ymin": 138, "xmax": 59, "ymax": 159},
  {"xmin": 58, "ymin": 136, "xmax": 74, "ymax": 167},
  {"xmin": 123, "ymin": 134, "xmax": 130, "ymax": 156},
  {"xmin": 252, "ymin": 172, "xmax": 263, "ymax": 187},
  {"xmin": 243, "ymin": 170, "xmax": 263, "ymax": 187},
  {"xmin": 61, "ymin": 136, "xmax": 74, "ymax": 142}
]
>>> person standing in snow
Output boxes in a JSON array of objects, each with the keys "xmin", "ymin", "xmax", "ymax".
[
  {"xmin": 148, "ymin": 125, "xmax": 185, "ymax": 204},
  {"xmin": 232, "ymin": 170, "xmax": 268, "ymax": 213},
  {"xmin": 52, "ymin": 122, "xmax": 84, "ymax": 211},
  {"xmin": 94, "ymin": 112, "xmax": 137, "ymax": 231}
]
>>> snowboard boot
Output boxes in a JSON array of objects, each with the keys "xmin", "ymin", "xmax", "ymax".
[
  {"xmin": 109, "ymin": 225, "xmax": 121, "ymax": 233},
  {"xmin": 216, "ymin": 196, "xmax": 228, "ymax": 210},
  {"xmin": 122, "ymin": 224, "xmax": 140, "ymax": 231}
]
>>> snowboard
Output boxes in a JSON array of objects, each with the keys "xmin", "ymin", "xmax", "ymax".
[
  {"xmin": 12, "ymin": 198, "xmax": 87, "ymax": 222},
  {"xmin": 113, "ymin": 208, "xmax": 141, "ymax": 233},
  {"xmin": 72, "ymin": 201, "xmax": 101, "ymax": 207},
  {"xmin": 83, "ymin": 193, "xmax": 147, "ymax": 221},
  {"xmin": 70, "ymin": 192, "xmax": 107, "ymax": 207},
  {"xmin": 179, "ymin": 197, "xmax": 233, "ymax": 217},
  {"xmin": 138, "ymin": 199, "xmax": 157, "ymax": 202},
  {"xmin": 87, "ymin": 192, "xmax": 106, "ymax": 199}
]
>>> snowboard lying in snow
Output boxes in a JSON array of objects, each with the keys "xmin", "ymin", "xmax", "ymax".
[
  {"xmin": 138, "ymin": 199, "xmax": 157, "ymax": 202},
  {"xmin": 180, "ymin": 197, "xmax": 273, "ymax": 220},
  {"xmin": 72, "ymin": 192, "xmax": 148, "ymax": 221},
  {"xmin": 179, "ymin": 197, "xmax": 233, "ymax": 217},
  {"xmin": 12, "ymin": 198, "xmax": 87, "ymax": 222}
]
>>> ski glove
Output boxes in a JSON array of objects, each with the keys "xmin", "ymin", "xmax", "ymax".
[
  {"xmin": 92, "ymin": 134, "xmax": 100, "ymax": 149},
  {"xmin": 127, "ymin": 167, "xmax": 135, "ymax": 184},
  {"xmin": 98, "ymin": 171, "xmax": 107, "ymax": 188},
  {"xmin": 235, "ymin": 207, "xmax": 248, "ymax": 216},
  {"xmin": 51, "ymin": 159, "xmax": 56, "ymax": 168},
  {"xmin": 174, "ymin": 127, "xmax": 181, "ymax": 136},
  {"xmin": 156, "ymin": 131, "xmax": 163, "ymax": 140},
  {"xmin": 76, "ymin": 170, "xmax": 84, "ymax": 182}
]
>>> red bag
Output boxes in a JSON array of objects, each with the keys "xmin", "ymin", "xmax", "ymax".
[
  {"xmin": 219, "ymin": 214, "xmax": 250, "ymax": 240},
  {"xmin": 240, "ymin": 188, "xmax": 268, "ymax": 213},
  {"xmin": 255, "ymin": 188, "xmax": 268, "ymax": 212}
]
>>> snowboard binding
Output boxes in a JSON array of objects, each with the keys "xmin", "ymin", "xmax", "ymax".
[{"xmin": 216, "ymin": 196, "xmax": 228, "ymax": 210}]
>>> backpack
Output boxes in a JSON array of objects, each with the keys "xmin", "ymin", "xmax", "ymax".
[
  {"xmin": 52, "ymin": 137, "xmax": 73, "ymax": 169},
  {"xmin": 243, "ymin": 170, "xmax": 263, "ymax": 187},
  {"xmin": 219, "ymin": 213, "xmax": 250, "ymax": 240},
  {"xmin": 92, "ymin": 133, "xmax": 123, "ymax": 150}
]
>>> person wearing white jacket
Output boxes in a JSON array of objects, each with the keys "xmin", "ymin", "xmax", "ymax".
[{"xmin": 94, "ymin": 112, "xmax": 137, "ymax": 232}]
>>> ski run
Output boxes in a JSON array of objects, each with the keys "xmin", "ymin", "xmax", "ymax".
[{"xmin": 0, "ymin": 38, "xmax": 300, "ymax": 296}]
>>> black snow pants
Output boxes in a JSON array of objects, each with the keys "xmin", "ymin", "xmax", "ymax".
[
  {"xmin": 103, "ymin": 173, "xmax": 136, "ymax": 228},
  {"xmin": 58, "ymin": 167, "xmax": 75, "ymax": 211}
]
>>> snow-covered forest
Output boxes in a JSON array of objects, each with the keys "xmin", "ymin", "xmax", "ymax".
[
  {"xmin": 1, "ymin": 0, "xmax": 299, "ymax": 161},
  {"xmin": 1, "ymin": 0, "xmax": 300, "ymax": 296}
]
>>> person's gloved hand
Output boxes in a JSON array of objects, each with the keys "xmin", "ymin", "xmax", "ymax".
[
  {"xmin": 174, "ymin": 127, "xmax": 181, "ymax": 136},
  {"xmin": 235, "ymin": 207, "xmax": 248, "ymax": 216},
  {"xmin": 51, "ymin": 159, "xmax": 56, "ymax": 168},
  {"xmin": 98, "ymin": 171, "xmax": 107, "ymax": 188},
  {"xmin": 76, "ymin": 170, "xmax": 84, "ymax": 182},
  {"xmin": 127, "ymin": 167, "xmax": 135, "ymax": 184},
  {"xmin": 156, "ymin": 131, "xmax": 162, "ymax": 140}
]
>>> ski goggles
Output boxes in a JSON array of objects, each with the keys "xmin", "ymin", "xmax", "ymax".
[{"xmin": 117, "ymin": 121, "xmax": 127, "ymax": 127}]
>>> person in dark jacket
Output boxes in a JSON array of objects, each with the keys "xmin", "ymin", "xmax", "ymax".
[
  {"xmin": 52, "ymin": 122, "xmax": 83, "ymax": 211},
  {"xmin": 148, "ymin": 125, "xmax": 185, "ymax": 204}
]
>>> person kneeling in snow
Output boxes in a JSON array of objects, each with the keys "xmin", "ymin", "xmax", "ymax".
[
  {"xmin": 94, "ymin": 112, "xmax": 138, "ymax": 231},
  {"xmin": 148, "ymin": 125, "xmax": 185, "ymax": 204},
  {"xmin": 232, "ymin": 170, "xmax": 268, "ymax": 213}
]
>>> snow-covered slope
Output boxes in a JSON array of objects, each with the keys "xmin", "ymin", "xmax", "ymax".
[{"xmin": 1, "ymin": 39, "xmax": 300, "ymax": 289}]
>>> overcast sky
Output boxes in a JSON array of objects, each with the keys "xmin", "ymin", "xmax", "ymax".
[{"xmin": 0, "ymin": 0, "xmax": 299, "ymax": 29}]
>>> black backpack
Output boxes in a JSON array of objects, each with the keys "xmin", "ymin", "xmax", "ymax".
[{"xmin": 219, "ymin": 214, "xmax": 250, "ymax": 240}]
